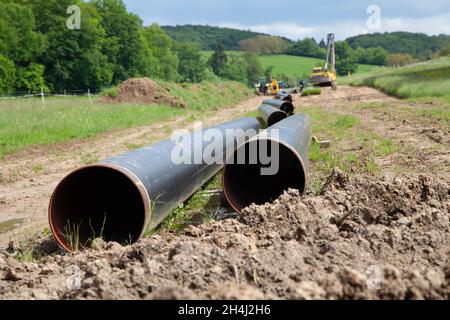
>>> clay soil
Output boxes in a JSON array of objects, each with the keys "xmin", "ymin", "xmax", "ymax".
[{"xmin": 0, "ymin": 86, "xmax": 448, "ymax": 300}]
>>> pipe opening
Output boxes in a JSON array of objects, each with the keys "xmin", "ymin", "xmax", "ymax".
[
  {"xmin": 49, "ymin": 166, "xmax": 148, "ymax": 251},
  {"xmin": 267, "ymin": 112, "xmax": 288, "ymax": 127},
  {"xmin": 223, "ymin": 139, "xmax": 306, "ymax": 213},
  {"xmin": 280, "ymin": 102, "xmax": 294, "ymax": 115}
]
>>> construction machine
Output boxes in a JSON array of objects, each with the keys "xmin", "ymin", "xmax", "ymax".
[
  {"xmin": 309, "ymin": 33, "xmax": 337, "ymax": 90},
  {"xmin": 255, "ymin": 77, "xmax": 280, "ymax": 96}
]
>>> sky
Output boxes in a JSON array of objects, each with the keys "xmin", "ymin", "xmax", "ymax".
[{"xmin": 123, "ymin": 0, "xmax": 450, "ymax": 40}]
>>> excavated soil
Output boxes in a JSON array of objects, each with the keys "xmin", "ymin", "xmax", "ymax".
[
  {"xmin": 1, "ymin": 86, "xmax": 449, "ymax": 300},
  {"xmin": 1, "ymin": 170, "xmax": 449, "ymax": 300},
  {"xmin": 100, "ymin": 78, "xmax": 186, "ymax": 108}
]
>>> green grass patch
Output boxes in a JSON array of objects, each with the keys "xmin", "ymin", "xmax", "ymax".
[
  {"xmin": 203, "ymin": 51, "xmax": 377, "ymax": 80},
  {"xmin": 302, "ymin": 106, "xmax": 401, "ymax": 194},
  {"xmin": 0, "ymin": 218, "xmax": 24, "ymax": 234},
  {"xmin": 0, "ymin": 81, "xmax": 253, "ymax": 157},
  {"xmin": 301, "ymin": 88, "xmax": 321, "ymax": 96},
  {"xmin": 342, "ymin": 57, "xmax": 450, "ymax": 103},
  {"xmin": 151, "ymin": 172, "xmax": 223, "ymax": 235}
]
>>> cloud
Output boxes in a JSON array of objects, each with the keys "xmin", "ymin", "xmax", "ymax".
[
  {"xmin": 381, "ymin": 12, "xmax": 450, "ymax": 35},
  {"xmin": 215, "ymin": 11, "xmax": 450, "ymax": 41}
]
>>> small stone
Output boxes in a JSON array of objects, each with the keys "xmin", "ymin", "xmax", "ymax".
[
  {"xmin": 106, "ymin": 242, "xmax": 124, "ymax": 253},
  {"xmin": 0, "ymin": 255, "xmax": 7, "ymax": 271},
  {"xmin": 91, "ymin": 238, "xmax": 107, "ymax": 251},
  {"xmin": 291, "ymin": 281, "xmax": 326, "ymax": 300},
  {"xmin": 425, "ymin": 270, "xmax": 443, "ymax": 289},
  {"xmin": 397, "ymin": 217, "xmax": 412, "ymax": 226},
  {"xmin": 3, "ymin": 268, "xmax": 22, "ymax": 281}
]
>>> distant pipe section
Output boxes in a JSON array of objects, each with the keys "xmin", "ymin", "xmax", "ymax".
[
  {"xmin": 276, "ymin": 91, "xmax": 293, "ymax": 102},
  {"xmin": 49, "ymin": 118, "xmax": 262, "ymax": 251},
  {"xmin": 258, "ymin": 104, "xmax": 288, "ymax": 127},
  {"xmin": 222, "ymin": 114, "xmax": 311, "ymax": 213},
  {"xmin": 263, "ymin": 99, "xmax": 295, "ymax": 115}
]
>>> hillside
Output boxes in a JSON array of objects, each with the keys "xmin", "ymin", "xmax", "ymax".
[
  {"xmin": 162, "ymin": 24, "xmax": 291, "ymax": 50},
  {"xmin": 346, "ymin": 32, "xmax": 450, "ymax": 59},
  {"xmin": 203, "ymin": 51, "xmax": 376, "ymax": 79},
  {"xmin": 342, "ymin": 57, "xmax": 450, "ymax": 103}
]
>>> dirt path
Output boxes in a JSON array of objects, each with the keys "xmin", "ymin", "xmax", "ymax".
[
  {"xmin": 0, "ymin": 96, "xmax": 266, "ymax": 247},
  {"xmin": 294, "ymin": 86, "xmax": 449, "ymax": 180}
]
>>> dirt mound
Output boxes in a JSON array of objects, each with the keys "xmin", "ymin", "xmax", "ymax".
[
  {"xmin": 100, "ymin": 78, "xmax": 186, "ymax": 108},
  {"xmin": 1, "ymin": 171, "xmax": 449, "ymax": 300}
]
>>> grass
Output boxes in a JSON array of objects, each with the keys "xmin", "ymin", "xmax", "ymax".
[
  {"xmin": 301, "ymin": 88, "xmax": 321, "ymax": 96},
  {"xmin": 0, "ymin": 218, "xmax": 24, "ymax": 234},
  {"xmin": 342, "ymin": 57, "xmax": 450, "ymax": 104},
  {"xmin": 302, "ymin": 106, "xmax": 402, "ymax": 195},
  {"xmin": 258, "ymin": 54, "xmax": 323, "ymax": 78},
  {"xmin": 32, "ymin": 163, "xmax": 43, "ymax": 174},
  {"xmin": 203, "ymin": 51, "xmax": 377, "ymax": 79},
  {"xmin": 152, "ymin": 172, "xmax": 223, "ymax": 235},
  {"xmin": 0, "ymin": 81, "xmax": 253, "ymax": 158}
]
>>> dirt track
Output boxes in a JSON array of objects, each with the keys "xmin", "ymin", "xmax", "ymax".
[
  {"xmin": 0, "ymin": 95, "xmax": 266, "ymax": 247},
  {"xmin": 0, "ymin": 86, "xmax": 449, "ymax": 300}
]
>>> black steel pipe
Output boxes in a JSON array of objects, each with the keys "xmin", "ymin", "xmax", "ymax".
[
  {"xmin": 49, "ymin": 118, "xmax": 262, "ymax": 251},
  {"xmin": 258, "ymin": 104, "xmax": 288, "ymax": 127},
  {"xmin": 263, "ymin": 99, "xmax": 295, "ymax": 115},
  {"xmin": 284, "ymin": 88, "xmax": 298, "ymax": 95},
  {"xmin": 275, "ymin": 91, "xmax": 293, "ymax": 102},
  {"xmin": 222, "ymin": 114, "xmax": 311, "ymax": 213}
]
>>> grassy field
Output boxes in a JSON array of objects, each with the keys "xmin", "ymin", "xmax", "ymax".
[
  {"xmin": 342, "ymin": 57, "xmax": 450, "ymax": 103},
  {"xmin": 202, "ymin": 51, "xmax": 376, "ymax": 79},
  {"xmin": 0, "ymin": 81, "xmax": 253, "ymax": 158}
]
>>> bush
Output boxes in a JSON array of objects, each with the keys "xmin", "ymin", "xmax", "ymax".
[
  {"xmin": 0, "ymin": 55, "xmax": 16, "ymax": 94},
  {"xmin": 386, "ymin": 53, "xmax": 414, "ymax": 67},
  {"xmin": 15, "ymin": 63, "xmax": 48, "ymax": 92}
]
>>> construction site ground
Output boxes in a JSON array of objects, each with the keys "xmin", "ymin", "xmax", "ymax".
[{"xmin": 0, "ymin": 86, "xmax": 449, "ymax": 299}]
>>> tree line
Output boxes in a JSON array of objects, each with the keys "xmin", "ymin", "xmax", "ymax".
[{"xmin": 0, "ymin": 0, "xmax": 263, "ymax": 94}]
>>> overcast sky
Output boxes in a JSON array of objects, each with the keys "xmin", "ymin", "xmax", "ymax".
[{"xmin": 122, "ymin": 0, "xmax": 450, "ymax": 40}]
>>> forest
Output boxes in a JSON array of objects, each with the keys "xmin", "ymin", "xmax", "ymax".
[{"xmin": 1, "ymin": 0, "xmax": 449, "ymax": 94}]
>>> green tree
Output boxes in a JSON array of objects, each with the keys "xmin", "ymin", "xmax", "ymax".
[
  {"xmin": 221, "ymin": 55, "xmax": 248, "ymax": 83},
  {"xmin": 92, "ymin": 0, "xmax": 147, "ymax": 83},
  {"xmin": 243, "ymin": 53, "xmax": 262, "ymax": 84},
  {"xmin": 0, "ymin": 55, "xmax": 16, "ymax": 94},
  {"xmin": 319, "ymin": 39, "xmax": 326, "ymax": 49},
  {"xmin": 386, "ymin": 53, "xmax": 414, "ymax": 66},
  {"xmin": 287, "ymin": 38, "xmax": 325, "ymax": 59},
  {"xmin": 438, "ymin": 45, "xmax": 450, "ymax": 57},
  {"xmin": 209, "ymin": 43, "xmax": 228, "ymax": 76},
  {"xmin": 142, "ymin": 23, "xmax": 179, "ymax": 81},
  {"xmin": 264, "ymin": 66, "xmax": 274, "ymax": 79},
  {"xmin": 176, "ymin": 43, "xmax": 205, "ymax": 83},
  {"xmin": 15, "ymin": 63, "xmax": 48, "ymax": 92},
  {"xmin": 21, "ymin": 0, "xmax": 113, "ymax": 90},
  {"xmin": 239, "ymin": 35, "xmax": 289, "ymax": 54},
  {"xmin": 355, "ymin": 46, "xmax": 388, "ymax": 65},
  {"xmin": 335, "ymin": 41, "xmax": 357, "ymax": 75},
  {"xmin": 0, "ymin": 2, "xmax": 46, "ymax": 65}
]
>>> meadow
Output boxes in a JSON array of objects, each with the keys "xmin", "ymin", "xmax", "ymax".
[
  {"xmin": 0, "ymin": 81, "xmax": 253, "ymax": 158},
  {"xmin": 202, "ymin": 51, "xmax": 376, "ymax": 79},
  {"xmin": 341, "ymin": 57, "xmax": 450, "ymax": 103}
]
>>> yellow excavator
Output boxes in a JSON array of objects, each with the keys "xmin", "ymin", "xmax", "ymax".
[
  {"xmin": 309, "ymin": 33, "xmax": 337, "ymax": 90},
  {"xmin": 256, "ymin": 78, "xmax": 280, "ymax": 96}
]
